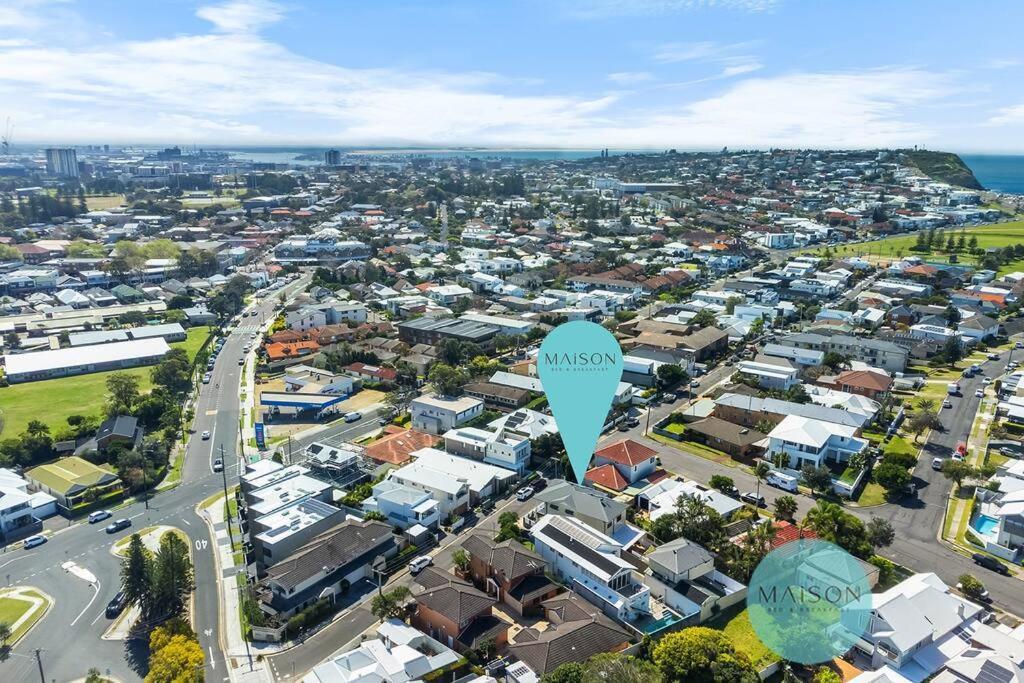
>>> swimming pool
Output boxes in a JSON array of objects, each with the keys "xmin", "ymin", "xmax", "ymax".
[{"xmin": 973, "ymin": 514, "xmax": 999, "ymax": 535}]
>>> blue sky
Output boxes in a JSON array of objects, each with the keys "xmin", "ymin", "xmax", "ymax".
[{"xmin": 1, "ymin": 0, "xmax": 1023, "ymax": 151}]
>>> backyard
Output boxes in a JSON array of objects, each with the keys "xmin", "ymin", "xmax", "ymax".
[{"xmin": 712, "ymin": 606, "xmax": 780, "ymax": 671}]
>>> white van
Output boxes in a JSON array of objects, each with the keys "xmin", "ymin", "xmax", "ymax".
[
  {"xmin": 344, "ymin": 411, "xmax": 361, "ymax": 423},
  {"xmin": 767, "ymin": 471, "xmax": 798, "ymax": 492},
  {"xmin": 947, "ymin": 382, "xmax": 960, "ymax": 395}
]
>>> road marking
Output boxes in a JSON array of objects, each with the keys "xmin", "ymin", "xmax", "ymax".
[
  {"xmin": 70, "ymin": 578, "xmax": 101, "ymax": 626},
  {"xmin": 0, "ymin": 553, "xmax": 35, "ymax": 570},
  {"xmin": 209, "ymin": 647, "xmax": 216, "ymax": 669},
  {"xmin": 182, "ymin": 519, "xmax": 191, "ymax": 526}
]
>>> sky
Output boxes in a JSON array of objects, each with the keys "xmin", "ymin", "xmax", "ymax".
[{"xmin": 1, "ymin": 0, "xmax": 1023, "ymax": 152}]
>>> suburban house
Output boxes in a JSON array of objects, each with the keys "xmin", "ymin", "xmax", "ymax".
[
  {"xmin": 305, "ymin": 619, "xmax": 461, "ymax": 683},
  {"xmin": 737, "ymin": 359, "xmax": 799, "ymax": 390},
  {"xmin": 638, "ymin": 477, "xmax": 744, "ymax": 521},
  {"xmin": 388, "ymin": 448, "xmax": 517, "ymax": 516},
  {"xmin": 410, "ymin": 567, "xmax": 509, "ymax": 654},
  {"xmin": 507, "ymin": 592, "xmax": 631, "ymax": 680},
  {"xmin": 529, "ymin": 479, "xmax": 630, "ymax": 537},
  {"xmin": 443, "ymin": 426, "xmax": 532, "ymax": 474},
  {"xmin": 463, "ymin": 381, "xmax": 530, "ymax": 412},
  {"xmin": 72, "ymin": 414, "xmax": 144, "ymax": 456},
  {"xmin": 819, "ymin": 368, "xmax": 893, "ymax": 400},
  {"xmin": 767, "ymin": 414, "xmax": 869, "ymax": 470},
  {"xmin": 362, "ymin": 479, "xmax": 440, "ymax": 531},
  {"xmin": 682, "ymin": 417, "xmax": 767, "ymax": 459},
  {"xmin": 712, "ymin": 392, "xmax": 869, "ymax": 430},
  {"xmin": 531, "ymin": 513, "xmax": 651, "ymax": 623},
  {"xmin": 589, "ymin": 439, "xmax": 659, "ymax": 485},
  {"xmin": 644, "ymin": 535, "xmax": 746, "ymax": 625},
  {"xmin": 854, "ymin": 573, "xmax": 1024, "ymax": 680},
  {"xmin": 461, "ymin": 534, "xmax": 560, "ymax": 616},
  {"xmin": 249, "ymin": 497, "xmax": 344, "ymax": 572},
  {"xmin": 25, "ymin": 456, "xmax": 123, "ymax": 514},
  {"xmin": 258, "ymin": 519, "xmax": 397, "ymax": 619},
  {"xmin": 410, "ymin": 394, "xmax": 485, "ymax": 434}
]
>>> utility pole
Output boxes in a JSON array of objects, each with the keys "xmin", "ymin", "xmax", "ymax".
[
  {"xmin": 220, "ymin": 445, "xmax": 235, "ymax": 552},
  {"xmin": 33, "ymin": 648, "xmax": 45, "ymax": 683}
]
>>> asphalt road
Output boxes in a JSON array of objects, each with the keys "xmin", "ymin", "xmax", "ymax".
[{"xmin": 0, "ymin": 278, "xmax": 309, "ymax": 683}]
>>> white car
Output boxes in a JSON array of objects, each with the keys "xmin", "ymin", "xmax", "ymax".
[
  {"xmin": 975, "ymin": 389, "xmax": 984, "ymax": 398},
  {"xmin": 983, "ymin": 377, "xmax": 993, "ymax": 385},
  {"xmin": 943, "ymin": 399, "xmax": 952, "ymax": 408},
  {"xmin": 202, "ymin": 430, "xmax": 211, "ymax": 440},
  {"xmin": 408, "ymin": 555, "xmax": 432, "ymax": 575},
  {"xmin": 516, "ymin": 486, "xmax": 535, "ymax": 501},
  {"xmin": 988, "ymin": 353, "xmax": 1001, "ymax": 361},
  {"xmin": 932, "ymin": 457, "xmax": 944, "ymax": 471}
]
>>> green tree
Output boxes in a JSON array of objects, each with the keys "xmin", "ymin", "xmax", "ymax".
[
  {"xmin": 866, "ymin": 517, "xmax": 896, "ymax": 550},
  {"xmin": 802, "ymin": 500, "xmax": 871, "ymax": 558},
  {"xmin": 3, "ymin": 332, "xmax": 20, "ymax": 350},
  {"xmin": 942, "ymin": 335, "xmax": 964, "ymax": 366},
  {"xmin": 427, "ymin": 362, "xmax": 468, "ymax": 397},
  {"xmin": 363, "ymin": 510, "xmax": 387, "ymax": 522},
  {"xmin": 652, "ymin": 627, "xmax": 758, "ymax": 683},
  {"xmin": 120, "ymin": 534, "xmax": 152, "ymax": 615},
  {"xmin": 542, "ymin": 662, "xmax": 584, "ymax": 683},
  {"xmin": 800, "ymin": 464, "xmax": 834, "ymax": 495},
  {"xmin": 957, "ymin": 573, "xmax": 986, "ymax": 601},
  {"xmin": 580, "ymin": 653, "xmax": 662, "ymax": 683},
  {"xmin": 656, "ymin": 363, "xmax": 687, "ymax": 389},
  {"xmin": 691, "ymin": 309, "xmax": 718, "ymax": 328},
  {"xmin": 941, "ymin": 459, "xmax": 975, "ymax": 489},
  {"xmin": 812, "ymin": 667, "xmax": 842, "ymax": 683},
  {"xmin": 452, "ymin": 548, "xmax": 470, "ymax": 572},
  {"xmin": 150, "ymin": 531, "xmax": 195, "ymax": 619},
  {"xmin": 106, "ymin": 372, "xmax": 141, "ymax": 416},
  {"xmin": 753, "ymin": 461, "xmax": 771, "ymax": 499},
  {"xmin": 145, "ymin": 619, "xmax": 204, "ymax": 683},
  {"xmin": 370, "ymin": 586, "xmax": 411, "ymax": 621},
  {"xmin": 84, "ymin": 668, "xmax": 106, "ymax": 683},
  {"xmin": 873, "ymin": 461, "xmax": 911, "ymax": 496},
  {"xmin": 709, "ymin": 475, "xmax": 735, "ymax": 493},
  {"xmin": 773, "ymin": 494, "xmax": 798, "ymax": 521},
  {"xmin": 0, "ymin": 620, "xmax": 11, "ymax": 649}
]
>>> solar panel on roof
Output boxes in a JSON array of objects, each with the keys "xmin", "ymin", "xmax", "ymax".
[{"xmin": 976, "ymin": 659, "xmax": 1015, "ymax": 683}]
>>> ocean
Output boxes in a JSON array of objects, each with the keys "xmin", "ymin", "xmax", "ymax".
[{"xmin": 961, "ymin": 154, "xmax": 1024, "ymax": 195}]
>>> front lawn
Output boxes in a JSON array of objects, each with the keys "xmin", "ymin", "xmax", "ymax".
[
  {"xmin": 0, "ymin": 367, "xmax": 153, "ymax": 437},
  {"xmin": 856, "ymin": 481, "xmax": 888, "ymax": 507},
  {"xmin": 171, "ymin": 325, "xmax": 215, "ymax": 362},
  {"xmin": 883, "ymin": 436, "xmax": 918, "ymax": 461},
  {"xmin": 663, "ymin": 422, "xmax": 686, "ymax": 435}
]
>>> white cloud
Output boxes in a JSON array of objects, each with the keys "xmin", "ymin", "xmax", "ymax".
[
  {"xmin": 989, "ymin": 103, "xmax": 1024, "ymax": 125},
  {"xmin": 565, "ymin": 0, "xmax": 778, "ymax": 19},
  {"xmin": 196, "ymin": 0, "xmax": 286, "ymax": 34},
  {"xmin": 0, "ymin": 4, "xmax": 956, "ymax": 149},
  {"xmin": 607, "ymin": 71, "xmax": 655, "ymax": 84}
]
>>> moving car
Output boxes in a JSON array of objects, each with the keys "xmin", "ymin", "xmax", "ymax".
[
  {"xmin": 238, "ymin": 357, "xmax": 245, "ymax": 365},
  {"xmin": 213, "ymin": 458, "xmax": 223, "ymax": 472},
  {"xmin": 88, "ymin": 510, "xmax": 112, "ymax": 524},
  {"xmin": 972, "ymin": 553, "xmax": 1010, "ymax": 575},
  {"xmin": 988, "ymin": 353, "xmax": 1001, "ymax": 361},
  {"xmin": 105, "ymin": 519, "xmax": 132, "ymax": 534},
  {"xmin": 932, "ymin": 457, "xmax": 944, "ymax": 471},
  {"xmin": 408, "ymin": 555, "xmax": 432, "ymax": 575},
  {"xmin": 106, "ymin": 591, "xmax": 128, "ymax": 618},
  {"xmin": 740, "ymin": 492, "xmax": 766, "ymax": 508},
  {"xmin": 202, "ymin": 430, "xmax": 211, "ymax": 440},
  {"xmin": 516, "ymin": 486, "xmax": 534, "ymax": 501},
  {"xmin": 943, "ymin": 399, "xmax": 953, "ymax": 408},
  {"xmin": 23, "ymin": 535, "xmax": 46, "ymax": 549},
  {"xmin": 983, "ymin": 377, "xmax": 993, "ymax": 385},
  {"xmin": 344, "ymin": 411, "xmax": 361, "ymax": 423}
]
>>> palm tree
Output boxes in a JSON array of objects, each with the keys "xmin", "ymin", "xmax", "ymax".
[
  {"xmin": 773, "ymin": 495, "xmax": 798, "ymax": 521},
  {"xmin": 754, "ymin": 461, "xmax": 771, "ymax": 501},
  {"xmin": 916, "ymin": 397, "xmax": 936, "ymax": 413}
]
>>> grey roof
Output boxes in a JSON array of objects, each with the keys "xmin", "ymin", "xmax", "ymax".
[
  {"xmin": 534, "ymin": 479, "xmax": 626, "ymax": 524},
  {"xmin": 265, "ymin": 519, "xmax": 394, "ymax": 591},
  {"xmin": 647, "ymin": 536, "xmax": 714, "ymax": 576},
  {"xmin": 413, "ymin": 568, "xmax": 495, "ymax": 624},
  {"xmin": 715, "ymin": 392, "xmax": 867, "ymax": 428}
]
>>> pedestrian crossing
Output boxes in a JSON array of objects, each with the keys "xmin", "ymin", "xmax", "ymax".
[{"xmin": 235, "ymin": 324, "xmax": 262, "ymax": 333}]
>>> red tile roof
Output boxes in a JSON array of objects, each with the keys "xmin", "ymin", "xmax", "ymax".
[
  {"xmin": 594, "ymin": 439, "xmax": 658, "ymax": 467},
  {"xmin": 835, "ymin": 369, "xmax": 893, "ymax": 392},
  {"xmin": 264, "ymin": 340, "xmax": 319, "ymax": 361},
  {"xmin": 365, "ymin": 429, "xmax": 437, "ymax": 465},
  {"xmin": 584, "ymin": 463, "xmax": 629, "ymax": 491},
  {"xmin": 770, "ymin": 521, "xmax": 819, "ymax": 549}
]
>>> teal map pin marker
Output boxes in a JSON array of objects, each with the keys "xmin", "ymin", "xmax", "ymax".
[{"xmin": 537, "ymin": 320, "xmax": 624, "ymax": 484}]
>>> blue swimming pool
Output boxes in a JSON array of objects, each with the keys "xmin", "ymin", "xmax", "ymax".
[{"xmin": 973, "ymin": 514, "xmax": 999, "ymax": 535}]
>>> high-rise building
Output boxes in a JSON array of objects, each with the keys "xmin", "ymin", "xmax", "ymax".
[
  {"xmin": 45, "ymin": 148, "xmax": 79, "ymax": 177},
  {"xmin": 324, "ymin": 149, "xmax": 341, "ymax": 166}
]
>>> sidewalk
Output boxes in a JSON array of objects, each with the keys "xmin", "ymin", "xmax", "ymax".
[{"xmin": 199, "ymin": 492, "xmax": 279, "ymax": 683}]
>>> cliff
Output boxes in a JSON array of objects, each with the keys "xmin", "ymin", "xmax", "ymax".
[{"xmin": 902, "ymin": 150, "xmax": 984, "ymax": 190}]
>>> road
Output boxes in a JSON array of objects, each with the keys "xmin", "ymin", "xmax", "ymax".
[{"xmin": 0, "ymin": 278, "xmax": 309, "ymax": 682}]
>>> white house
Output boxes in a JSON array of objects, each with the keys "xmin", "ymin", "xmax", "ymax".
[
  {"xmin": 531, "ymin": 514, "xmax": 651, "ymax": 623},
  {"xmin": 410, "ymin": 394, "xmax": 484, "ymax": 434},
  {"xmin": 737, "ymin": 360, "xmax": 799, "ymax": 390},
  {"xmin": 767, "ymin": 414, "xmax": 868, "ymax": 470},
  {"xmin": 644, "ymin": 536, "xmax": 745, "ymax": 625},
  {"xmin": 304, "ymin": 619, "xmax": 461, "ymax": 683},
  {"xmin": 443, "ymin": 426, "xmax": 531, "ymax": 474},
  {"xmin": 363, "ymin": 479, "xmax": 440, "ymax": 531}
]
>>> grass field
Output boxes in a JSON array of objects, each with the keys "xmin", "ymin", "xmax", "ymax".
[
  {"xmin": 804, "ymin": 220, "xmax": 1024, "ymax": 273},
  {"xmin": 84, "ymin": 194, "xmax": 126, "ymax": 210},
  {"xmin": 0, "ymin": 327, "xmax": 212, "ymax": 437},
  {"xmin": 0, "ymin": 589, "xmax": 50, "ymax": 645}
]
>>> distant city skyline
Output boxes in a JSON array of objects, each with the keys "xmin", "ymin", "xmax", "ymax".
[{"xmin": 1, "ymin": 0, "xmax": 1023, "ymax": 151}]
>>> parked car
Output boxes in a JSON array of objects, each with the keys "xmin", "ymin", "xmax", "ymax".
[
  {"xmin": 740, "ymin": 492, "xmax": 766, "ymax": 508},
  {"xmin": 975, "ymin": 389, "xmax": 985, "ymax": 398},
  {"xmin": 408, "ymin": 555, "xmax": 432, "ymax": 575},
  {"xmin": 972, "ymin": 553, "xmax": 1010, "ymax": 575},
  {"xmin": 516, "ymin": 486, "xmax": 535, "ymax": 501},
  {"xmin": 88, "ymin": 510, "xmax": 112, "ymax": 524},
  {"xmin": 105, "ymin": 591, "xmax": 128, "ymax": 618},
  {"xmin": 617, "ymin": 423, "xmax": 630, "ymax": 432},
  {"xmin": 531, "ymin": 478, "xmax": 548, "ymax": 492},
  {"xmin": 983, "ymin": 377, "xmax": 993, "ymax": 385},
  {"xmin": 202, "ymin": 373, "xmax": 212, "ymax": 384},
  {"xmin": 766, "ymin": 471, "xmax": 799, "ymax": 492},
  {"xmin": 202, "ymin": 430, "xmax": 211, "ymax": 440},
  {"xmin": 23, "ymin": 535, "xmax": 46, "ymax": 549},
  {"xmin": 105, "ymin": 519, "xmax": 132, "ymax": 534},
  {"xmin": 213, "ymin": 458, "xmax": 223, "ymax": 472},
  {"xmin": 943, "ymin": 399, "xmax": 953, "ymax": 409}
]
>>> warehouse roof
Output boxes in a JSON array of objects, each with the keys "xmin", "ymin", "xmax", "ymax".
[{"xmin": 3, "ymin": 338, "xmax": 171, "ymax": 377}]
